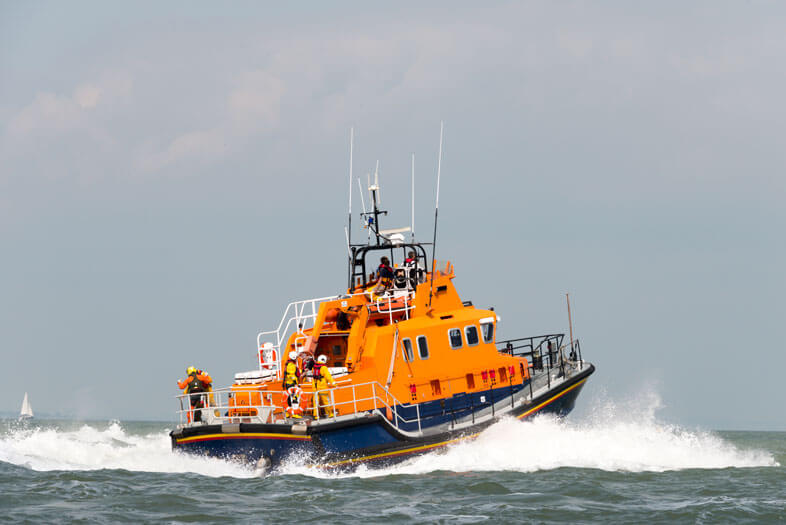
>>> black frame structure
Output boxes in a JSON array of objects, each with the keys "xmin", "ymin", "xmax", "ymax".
[{"xmin": 348, "ymin": 243, "xmax": 430, "ymax": 290}]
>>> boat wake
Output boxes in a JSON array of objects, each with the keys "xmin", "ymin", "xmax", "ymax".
[
  {"xmin": 0, "ymin": 390, "xmax": 777, "ymax": 479},
  {"xmin": 281, "ymin": 390, "xmax": 779, "ymax": 478},
  {"xmin": 0, "ymin": 420, "xmax": 255, "ymax": 478}
]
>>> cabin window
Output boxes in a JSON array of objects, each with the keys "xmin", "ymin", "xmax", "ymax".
[
  {"xmin": 466, "ymin": 373, "xmax": 475, "ymax": 389},
  {"xmin": 465, "ymin": 325, "xmax": 479, "ymax": 346},
  {"xmin": 481, "ymin": 321, "xmax": 494, "ymax": 343},
  {"xmin": 448, "ymin": 328, "xmax": 463, "ymax": 349},
  {"xmin": 402, "ymin": 338, "xmax": 414, "ymax": 362},
  {"xmin": 417, "ymin": 335, "xmax": 429, "ymax": 360},
  {"xmin": 499, "ymin": 367, "xmax": 508, "ymax": 382}
]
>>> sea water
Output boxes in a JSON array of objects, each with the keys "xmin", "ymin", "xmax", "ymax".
[{"xmin": 1, "ymin": 395, "xmax": 783, "ymax": 523}]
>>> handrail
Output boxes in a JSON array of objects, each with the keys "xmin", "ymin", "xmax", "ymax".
[
  {"xmin": 257, "ymin": 294, "xmax": 341, "ymax": 349},
  {"xmin": 176, "ymin": 349, "xmax": 588, "ymax": 434},
  {"xmin": 175, "ymin": 380, "xmax": 419, "ymax": 430},
  {"xmin": 255, "ymin": 290, "xmax": 417, "ymax": 377}
]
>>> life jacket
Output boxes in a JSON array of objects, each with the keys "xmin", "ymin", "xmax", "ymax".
[
  {"xmin": 313, "ymin": 363, "xmax": 325, "ymax": 387},
  {"xmin": 378, "ymin": 263, "xmax": 394, "ymax": 285},
  {"xmin": 196, "ymin": 370, "xmax": 213, "ymax": 389},
  {"xmin": 187, "ymin": 374, "xmax": 205, "ymax": 394},
  {"xmin": 313, "ymin": 363, "xmax": 334, "ymax": 390},
  {"xmin": 283, "ymin": 359, "xmax": 300, "ymax": 387}
]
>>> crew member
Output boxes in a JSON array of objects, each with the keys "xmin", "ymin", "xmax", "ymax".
[
  {"xmin": 177, "ymin": 367, "xmax": 213, "ymax": 423},
  {"xmin": 313, "ymin": 354, "xmax": 336, "ymax": 419},
  {"xmin": 373, "ymin": 256, "xmax": 395, "ymax": 296},
  {"xmin": 197, "ymin": 369, "xmax": 217, "ymax": 413},
  {"xmin": 403, "ymin": 250, "xmax": 423, "ymax": 286},
  {"xmin": 283, "ymin": 351, "xmax": 301, "ymax": 389}
]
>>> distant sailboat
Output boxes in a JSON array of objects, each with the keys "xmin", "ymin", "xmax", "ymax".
[{"xmin": 19, "ymin": 392, "xmax": 33, "ymax": 420}]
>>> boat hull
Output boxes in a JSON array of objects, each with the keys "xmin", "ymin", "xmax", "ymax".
[{"xmin": 171, "ymin": 364, "xmax": 594, "ymax": 471}]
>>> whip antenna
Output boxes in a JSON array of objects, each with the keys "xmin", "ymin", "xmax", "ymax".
[
  {"xmin": 357, "ymin": 178, "xmax": 367, "ymax": 215},
  {"xmin": 411, "ymin": 153, "xmax": 415, "ymax": 242},
  {"xmin": 346, "ymin": 128, "xmax": 354, "ymax": 287},
  {"xmin": 374, "ymin": 160, "xmax": 381, "ymax": 205},
  {"xmin": 359, "ymin": 177, "xmax": 370, "ymax": 241},
  {"xmin": 428, "ymin": 121, "xmax": 444, "ymax": 308}
]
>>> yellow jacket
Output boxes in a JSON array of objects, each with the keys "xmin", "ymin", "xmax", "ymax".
[
  {"xmin": 284, "ymin": 360, "xmax": 300, "ymax": 385},
  {"xmin": 314, "ymin": 364, "xmax": 335, "ymax": 390}
]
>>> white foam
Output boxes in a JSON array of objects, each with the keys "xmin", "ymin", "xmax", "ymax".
[
  {"xmin": 279, "ymin": 390, "xmax": 779, "ymax": 478},
  {"xmin": 0, "ymin": 421, "xmax": 254, "ymax": 478},
  {"xmin": 1, "ymin": 390, "xmax": 777, "ymax": 479}
]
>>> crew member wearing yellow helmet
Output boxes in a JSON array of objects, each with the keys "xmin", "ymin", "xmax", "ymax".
[
  {"xmin": 312, "ymin": 354, "xmax": 336, "ymax": 419},
  {"xmin": 177, "ymin": 367, "xmax": 213, "ymax": 423}
]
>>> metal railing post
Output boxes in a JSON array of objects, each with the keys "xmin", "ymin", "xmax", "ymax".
[
  {"xmin": 352, "ymin": 384, "xmax": 358, "ymax": 415},
  {"xmin": 547, "ymin": 356, "xmax": 551, "ymax": 389}
]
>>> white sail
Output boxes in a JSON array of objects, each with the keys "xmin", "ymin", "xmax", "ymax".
[{"xmin": 19, "ymin": 392, "xmax": 33, "ymax": 419}]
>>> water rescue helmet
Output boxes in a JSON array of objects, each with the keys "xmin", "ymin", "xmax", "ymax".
[
  {"xmin": 317, "ymin": 355, "xmax": 328, "ymax": 364},
  {"xmin": 288, "ymin": 351, "xmax": 298, "ymax": 361},
  {"xmin": 187, "ymin": 366, "xmax": 197, "ymax": 375}
]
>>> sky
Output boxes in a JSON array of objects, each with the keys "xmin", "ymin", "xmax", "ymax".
[{"xmin": 1, "ymin": 1, "xmax": 784, "ymax": 428}]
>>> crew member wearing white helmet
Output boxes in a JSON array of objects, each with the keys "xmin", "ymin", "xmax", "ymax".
[{"xmin": 313, "ymin": 354, "xmax": 336, "ymax": 419}]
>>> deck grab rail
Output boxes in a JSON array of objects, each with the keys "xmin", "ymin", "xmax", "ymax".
[
  {"xmin": 176, "ymin": 379, "xmax": 423, "ymax": 432},
  {"xmin": 256, "ymin": 290, "xmax": 416, "ymax": 379}
]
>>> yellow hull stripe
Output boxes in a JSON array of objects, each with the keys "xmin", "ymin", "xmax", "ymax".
[
  {"xmin": 325, "ymin": 377, "xmax": 588, "ymax": 467},
  {"xmin": 516, "ymin": 377, "xmax": 588, "ymax": 419},
  {"xmin": 321, "ymin": 433, "xmax": 480, "ymax": 468},
  {"xmin": 176, "ymin": 432, "xmax": 311, "ymax": 444}
]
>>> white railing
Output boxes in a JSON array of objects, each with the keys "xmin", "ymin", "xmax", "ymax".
[
  {"xmin": 176, "ymin": 361, "xmax": 585, "ymax": 436},
  {"xmin": 255, "ymin": 290, "xmax": 417, "ymax": 378},
  {"xmin": 257, "ymin": 294, "xmax": 341, "ymax": 351},
  {"xmin": 176, "ymin": 380, "xmax": 424, "ymax": 433}
]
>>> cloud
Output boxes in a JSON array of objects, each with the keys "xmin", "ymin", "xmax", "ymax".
[
  {"xmin": 74, "ymin": 83, "xmax": 102, "ymax": 109},
  {"xmin": 139, "ymin": 128, "xmax": 227, "ymax": 172},
  {"xmin": 228, "ymin": 71, "xmax": 285, "ymax": 129},
  {"xmin": 5, "ymin": 71, "xmax": 132, "ymax": 139},
  {"xmin": 7, "ymin": 91, "xmax": 83, "ymax": 137}
]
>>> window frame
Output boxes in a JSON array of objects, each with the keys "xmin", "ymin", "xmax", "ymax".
[
  {"xmin": 447, "ymin": 328, "xmax": 463, "ymax": 349},
  {"xmin": 402, "ymin": 337, "xmax": 415, "ymax": 362},
  {"xmin": 480, "ymin": 320, "xmax": 495, "ymax": 344},
  {"xmin": 465, "ymin": 324, "xmax": 480, "ymax": 346},
  {"xmin": 416, "ymin": 335, "xmax": 430, "ymax": 360}
]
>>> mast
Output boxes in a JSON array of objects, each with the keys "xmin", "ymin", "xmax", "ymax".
[
  {"xmin": 346, "ymin": 128, "xmax": 354, "ymax": 288},
  {"xmin": 369, "ymin": 163, "xmax": 384, "ymax": 245},
  {"xmin": 428, "ymin": 121, "xmax": 444, "ymax": 308},
  {"xmin": 566, "ymin": 293, "xmax": 575, "ymax": 352}
]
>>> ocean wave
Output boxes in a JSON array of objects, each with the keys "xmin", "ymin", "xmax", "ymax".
[
  {"xmin": 1, "ymin": 389, "xmax": 777, "ymax": 479},
  {"xmin": 0, "ymin": 421, "xmax": 254, "ymax": 478},
  {"xmin": 281, "ymin": 390, "xmax": 778, "ymax": 478}
]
